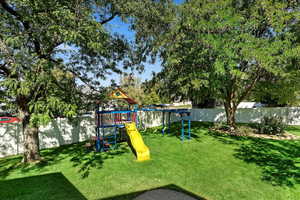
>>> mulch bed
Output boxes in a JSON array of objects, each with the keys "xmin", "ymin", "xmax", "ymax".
[{"xmin": 210, "ymin": 128, "xmax": 300, "ymax": 140}]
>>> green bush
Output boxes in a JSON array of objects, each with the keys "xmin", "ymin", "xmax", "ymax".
[
  {"xmin": 213, "ymin": 123, "xmax": 252, "ymax": 135},
  {"xmin": 236, "ymin": 126, "xmax": 255, "ymax": 136},
  {"xmin": 256, "ymin": 116, "xmax": 286, "ymax": 135},
  {"xmin": 213, "ymin": 122, "xmax": 231, "ymax": 131}
]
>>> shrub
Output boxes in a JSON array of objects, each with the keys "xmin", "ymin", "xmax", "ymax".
[
  {"xmin": 213, "ymin": 122, "xmax": 252, "ymax": 135},
  {"xmin": 236, "ymin": 126, "xmax": 255, "ymax": 136},
  {"xmin": 256, "ymin": 116, "xmax": 286, "ymax": 135},
  {"xmin": 213, "ymin": 122, "xmax": 231, "ymax": 131}
]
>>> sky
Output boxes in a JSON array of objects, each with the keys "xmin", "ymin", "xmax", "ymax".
[
  {"xmin": 103, "ymin": 17, "xmax": 162, "ymax": 86},
  {"xmin": 101, "ymin": 0, "xmax": 185, "ymax": 86}
]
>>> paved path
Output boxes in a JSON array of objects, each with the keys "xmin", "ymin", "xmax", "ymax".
[{"xmin": 134, "ymin": 189, "xmax": 198, "ymax": 200}]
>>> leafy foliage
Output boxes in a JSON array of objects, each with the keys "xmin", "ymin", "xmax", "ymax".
[
  {"xmin": 252, "ymin": 71, "xmax": 300, "ymax": 106},
  {"xmin": 0, "ymin": 0, "xmax": 173, "ymax": 124},
  {"xmin": 0, "ymin": 0, "xmax": 172, "ymax": 161},
  {"xmin": 212, "ymin": 122, "xmax": 232, "ymax": 132},
  {"xmin": 119, "ymin": 74, "xmax": 162, "ymax": 105},
  {"xmin": 149, "ymin": 0, "xmax": 300, "ymax": 127},
  {"xmin": 256, "ymin": 116, "xmax": 286, "ymax": 135}
]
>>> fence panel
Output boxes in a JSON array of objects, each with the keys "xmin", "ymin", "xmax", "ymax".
[{"xmin": 1, "ymin": 108, "xmax": 300, "ymax": 158}]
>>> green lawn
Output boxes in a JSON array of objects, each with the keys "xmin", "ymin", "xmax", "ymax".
[
  {"xmin": 1, "ymin": 122, "xmax": 300, "ymax": 200},
  {"xmin": 286, "ymin": 125, "xmax": 300, "ymax": 137}
]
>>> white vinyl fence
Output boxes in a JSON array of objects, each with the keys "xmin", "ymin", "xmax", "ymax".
[
  {"xmin": 1, "ymin": 107, "xmax": 300, "ymax": 158},
  {"xmin": 191, "ymin": 107, "xmax": 300, "ymax": 125},
  {"xmin": 0, "ymin": 117, "xmax": 95, "ymax": 158},
  {"xmin": 0, "ymin": 112, "xmax": 166, "ymax": 158}
]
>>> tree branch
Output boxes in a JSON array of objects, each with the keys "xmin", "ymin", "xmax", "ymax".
[
  {"xmin": 0, "ymin": 0, "xmax": 30, "ymax": 29},
  {"xmin": 68, "ymin": 69, "xmax": 102, "ymax": 93},
  {"xmin": 47, "ymin": 57, "xmax": 102, "ymax": 93},
  {"xmin": 0, "ymin": 63, "xmax": 10, "ymax": 75},
  {"xmin": 1, "ymin": 0, "xmax": 42, "ymax": 55},
  {"xmin": 100, "ymin": 12, "xmax": 119, "ymax": 24},
  {"xmin": 237, "ymin": 67, "xmax": 263, "ymax": 105}
]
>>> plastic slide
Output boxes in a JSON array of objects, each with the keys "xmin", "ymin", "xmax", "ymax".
[{"xmin": 125, "ymin": 122, "xmax": 150, "ymax": 161}]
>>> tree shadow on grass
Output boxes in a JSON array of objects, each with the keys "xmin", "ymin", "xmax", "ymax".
[
  {"xmin": 0, "ymin": 142, "xmax": 129, "ymax": 179},
  {"xmin": 0, "ymin": 156, "xmax": 23, "ymax": 178},
  {"xmin": 207, "ymin": 129, "xmax": 300, "ymax": 187},
  {"xmin": 206, "ymin": 129, "xmax": 249, "ymax": 145},
  {"xmin": 0, "ymin": 172, "xmax": 87, "ymax": 200},
  {"xmin": 235, "ymin": 139, "xmax": 300, "ymax": 186},
  {"xmin": 69, "ymin": 143, "xmax": 129, "ymax": 178}
]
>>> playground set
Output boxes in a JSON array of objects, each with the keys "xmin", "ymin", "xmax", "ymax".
[{"xmin": 95, "ymin": 88, "xmax": 192, "ymax": 161}]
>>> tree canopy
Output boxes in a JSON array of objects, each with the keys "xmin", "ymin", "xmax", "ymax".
[
  {"xmin": 151, "ymin": 0, "xmax": 300, "ymax": 128},
  {"xmin": 118, "ymin": 74, "xmax": 161, "ymax": 105},
  {"xmin": 0, "ymin": 0, "xmax": 172, "ymax": 162}
]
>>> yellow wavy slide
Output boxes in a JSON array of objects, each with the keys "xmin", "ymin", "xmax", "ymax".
[{"xmin": 125, "ymin": 122, "xmax": 150, "ymax": 161}]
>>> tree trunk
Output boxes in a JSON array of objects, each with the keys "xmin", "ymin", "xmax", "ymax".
[
  {"xmin": 21, "ymin": 111, "xmax": 41, "ymax": 163},
  {"xmin": 224, "ymin": 101, "xmax": 237, "ymax": 130},
  {"xmin": 23, "ymin": 125, "xmax": 40, "ymax": 163}
]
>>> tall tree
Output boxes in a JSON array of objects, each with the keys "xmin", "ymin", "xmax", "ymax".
[
  {"xmin": 148, "ymin": 68, "xmax": 216, "ymax": 107},
  {"xmin": 0, "ymin": 0, "xmax": 172, "ymax": 162},
  {"xmin": 154, "ymin": 0, "xmax": 300, "ymax": 129},
  {"xmin": 118, "ymin": 74, "xmax": 161, "ymax": 105}
]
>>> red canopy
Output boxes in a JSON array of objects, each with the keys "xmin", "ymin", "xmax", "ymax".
[
  {"xmin": 124, "ymin": 98, "xmax": 138, "ymax": 105},
  {"xmin": 0, "ymin": 117, "xmax": 20, "ymax": 123}
]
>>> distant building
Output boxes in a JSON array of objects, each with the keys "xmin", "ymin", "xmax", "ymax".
[
  {"xmin": 171, "ymin": 101, "xmax": 192, "ymax": 107},
  {"xmin": 237, "ymin": 102, "xmax": 266, "ymax": 108}
]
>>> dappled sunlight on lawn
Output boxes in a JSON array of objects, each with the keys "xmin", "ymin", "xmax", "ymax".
[{"xmin": 1, "ymin": 122, "xmax": 300, "ymax": 200}]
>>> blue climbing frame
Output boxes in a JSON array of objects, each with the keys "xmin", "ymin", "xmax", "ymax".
[
  {"xmin": 95, "ymin": 106, "xmax": 192, "ymax": 151},
  {"xmin": 95, "ymin": 108, "xmax": 138, "ymax": 151},
  {"xmin": 141, "ymin": 108, "xmax": 192, "ymax": 141}
]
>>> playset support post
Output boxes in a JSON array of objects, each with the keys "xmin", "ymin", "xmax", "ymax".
[
  {"xmin": 162, "ymin": 111, "xmax": 165, "ymax": 135},
  {"xmin": 168, "ymin": 112, "xmax": 171, "ymax": 134}
]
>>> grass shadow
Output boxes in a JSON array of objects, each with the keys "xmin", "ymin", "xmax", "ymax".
[
  {"xmin": 0, "ymin": 156, "xmax": 23, "ymax": 179},
  {"xmin": 206, "ymin": 129, "xmax": 249, "ymax": 145},
  {"xmin": 234, "ymin": 139, "xmax": 300, "ymax": 186},
  {"xmin": 207, "ymin": 127, "xmax": 300, "ymax": 186},
  {"xmin": 0, "ymin": 172, "xmax": 87, "ymax": 200},
  {"xmin": 0, "ymin": 142, "xmax": 129, "ymax": 179}
]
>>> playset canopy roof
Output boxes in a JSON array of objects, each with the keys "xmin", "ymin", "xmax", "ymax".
[{"xmin": 109, "ymin": 88, "xmax": 138, "ymax": 105}]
